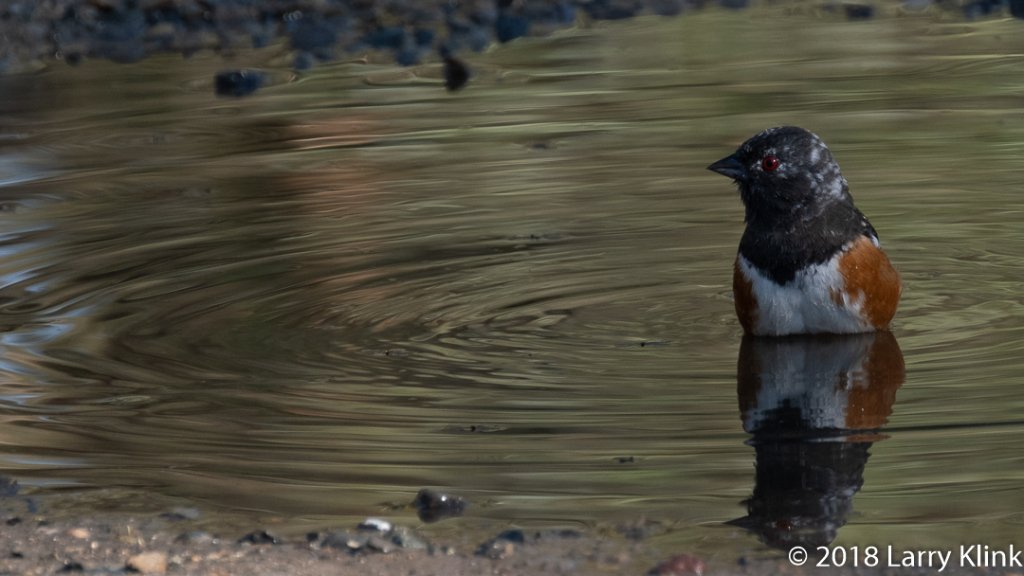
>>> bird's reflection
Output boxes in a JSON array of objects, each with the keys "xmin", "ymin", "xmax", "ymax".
[{"xmin": 729, "ymin": 331, "xmax": 905, "ymax": 550}]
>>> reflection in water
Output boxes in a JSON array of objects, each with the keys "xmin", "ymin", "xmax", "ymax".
[{"xmin": 731, "ymin": 332, "xmax": 904, "ymax": 549}]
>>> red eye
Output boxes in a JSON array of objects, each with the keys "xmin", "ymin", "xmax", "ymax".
[{"xmin": 761, "ymin": 155, "xmax": 780, "ymax": 172}]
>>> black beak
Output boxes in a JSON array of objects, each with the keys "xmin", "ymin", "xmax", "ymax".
[{"xmin": 707, "ymin": 154, "xmax": 746, "ymax": 180}]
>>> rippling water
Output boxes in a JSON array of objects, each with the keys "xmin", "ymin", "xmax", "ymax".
[{"xmin": 1, "ymin": 7, "xmax": 1022, "ymax": 558}]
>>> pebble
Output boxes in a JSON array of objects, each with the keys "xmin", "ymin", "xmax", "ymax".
[
  {"xmin": 356, "ymin": 517, "xmax": 392, "ymax": 533},
  {"xmin": 68, "ymin": 527, "xmax": 90, "ymax": 540},
  {"xmin": 126, "ymin": 551, "xmax": 168, "ymax": 574},
  {"xmin": 309, "ymin": 520, "xmax": 430, "ymax": 555},
  {"xmin": 214, "ymin": 69, "xmax": 267, "ymax": 97},
  {"xmin": 159, "ymin": 506, "xmax": 201, "ymax": 521},
  {"xmin": 237, "ymin": 529, "xmax": 280, "ymax": 545},
  {"xmin": 476, "ymin": 529, "xmax": 527, "ymax": 559},
  {"xmin": 647, "ymin": 553, "xmax": 706, "ymax": 576}
]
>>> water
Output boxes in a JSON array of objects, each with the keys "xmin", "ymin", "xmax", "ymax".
[{"xmin": 1, "ymin": 7, "xmax": 1023, "ymax": 557}]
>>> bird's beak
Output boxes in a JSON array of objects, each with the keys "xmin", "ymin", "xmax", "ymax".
[{"xmin": 707, "ymin": 154, "xmax": 746, "ymax": 180}]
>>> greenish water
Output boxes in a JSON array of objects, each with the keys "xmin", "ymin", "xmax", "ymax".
[{"xmin": 1, "ymin": 7, "xmax": 1022, "ymax": 560}]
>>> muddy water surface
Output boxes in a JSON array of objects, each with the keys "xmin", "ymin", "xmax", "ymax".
[{"xmin": 0, "ymin": 8, "xmax": 1022, "ymax": 559}]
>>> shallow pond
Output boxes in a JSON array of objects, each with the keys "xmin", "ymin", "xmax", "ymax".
[{"xmin": 1, "ymin": 6, "xmax": 1022, "ymax": 560}]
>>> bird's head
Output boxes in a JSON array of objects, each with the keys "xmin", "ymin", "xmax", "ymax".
[{"xmin": 708, "ymin": 126, "xmax": 850, "ymax": 224}]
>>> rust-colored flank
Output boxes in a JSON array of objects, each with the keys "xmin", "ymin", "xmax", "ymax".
[{"xmin": 837, "ymin": 236, "xmax": 902, "ymax": 329}]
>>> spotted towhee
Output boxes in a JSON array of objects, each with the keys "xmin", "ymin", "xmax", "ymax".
[{"xmin": 708, "ymin": 126, "xmax": 901, "ymax": 336}]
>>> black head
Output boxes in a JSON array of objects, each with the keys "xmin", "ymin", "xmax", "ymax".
[{"xmin": 708, "ymin": 126, "xmax": 852, "ymax": 225}]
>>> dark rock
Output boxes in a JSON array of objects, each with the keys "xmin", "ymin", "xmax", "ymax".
[
  {"xmin": 844, "ymin": 3, "xmax": 875, "ymax": 19},
  {"xmin": 175, "ymin": 530, "xmax": 218, "ymax": 545},
  {"xmin": 0, "ymin": 476, "xmax": 19, "ymax": 497},
  {"xmin": 58, "ymin": 560, "xmax": 84, "ymax": 572},
  {"xmin": 476, "ymin": 529, "xmax": 527, "ymax": 559},
  {"xmin": 494, "ymin": 528, "xmax": 526, "ymax": 544},
  {"xmin": 237, "ymin": 529, "xmax": 279, "ymax": 545},
  {"xmin": 214, "ymin": 69, "xmax": 267, "ymax": 97},
  {"xmin": 440, "ymin": 47, "xmax": 471, "ymax": 91},
  {"xmin": 413, "ymin": 488, "xmax": 468, "ymax": 522},
  {"xmin": 1011, "ymin": 0, "xmax": 1024, "ymax": 16}
]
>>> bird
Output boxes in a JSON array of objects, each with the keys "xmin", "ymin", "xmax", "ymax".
[{"xmin": 707, "ymin": 126, "xmax": 901, "ymax": 336}]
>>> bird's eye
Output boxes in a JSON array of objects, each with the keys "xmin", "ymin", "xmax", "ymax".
[{"xmin": 761, "ymin": 155, "xmax": 780, "ymax": 172}]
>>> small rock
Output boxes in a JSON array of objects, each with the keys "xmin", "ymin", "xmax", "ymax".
[
  {"xmin": 357, "ymin": 517, "xmax": 392, "ymax": 534},
  {"xmin": 58, "ymin": 560, "xmax": 84, "ymax": 572},
  {"xmin": 439, "ymin": 47, "xmax": 470, "ymax": 92},
  {"xmin": 214, "ymin": 69, "xmax": 267, "ymax": 97},
  {"xmin": 844, "ymin": 3, "xmax": 875, "ymax": 19},
  {"xmin": 479, "ymin": 539, "xmax": 516, "ymax": 559},
  {"xmin": 0, "ymin": 476, "xmax": 18, "ymax": 496},
  {"xmin": 390, "ymin": 526, "xmax": 429, "ymax": 550},
  {"xmin": 413, "ymin": 488, "xmax": 468, "ymax": 523},
  {"xmin": 647, "ymin": 553, "xmax": 706, "ymax": 576},
  {"xmin": 68, "ymin": 527, "xmax": 90, "ymax": 540},
  {"xmin": 476, "ymin": 529, "xmax": 527, "ymax": 559},
  {"xmin": 127, "ymin": 551, "xmax": 168, "ymax": 575},
  {"xmin": 160, "ymin": 507, "xmax": 201, "ymax": 521},
  {"xmin": 311, "ymin": 530, "xmax": 361, "ymax": 551},
  {"xmin": 237, "ymin": 529, "xmax": 279, "ymax": 545},
  {"xmin": 175, "ymin": 530, "xmax": 217, "ymax": 545},
  {"xmin": 365, "ymin": 535, "xmax": 394, "ymax": 553}
]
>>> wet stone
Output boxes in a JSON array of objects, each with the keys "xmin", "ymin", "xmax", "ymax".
[
  {"xmin": 175, "ymin": 530, "xmax": 217, "ymax": 545},
  {"xmin": 159, "ymin": 506, "xmax": 201, "ymax": 521},
  {"xmin": 214, "ymin": 69, "xmax": 267, "ymax": 97},
  {"xmin": 440, "ymin": 47, "xmax": 470, "ymax": 91},
  {"xmin": 389, "ymin": 526, "xmax": 429, "ymax": 550},
  {"xmin": 413, "ymin": 488, "xmax": 468, "ymax": 523},
  {"xmin": 476, "ymin": 529, "xmax": 526, "ymax": 559},
  {"xmin": 237, "ymin": 529, "xmax": 280, "ymax": 545},
  {"xmin": 357, "ymin": 517, "xmax": 392, "ymax": 534},
  {"xmin": 843, "ymin": 3, "xmax": 875, "ymax": 19}
]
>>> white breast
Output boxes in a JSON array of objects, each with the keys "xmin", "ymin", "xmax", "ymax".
[{"xmin": 738, "ymin": 251, "xmax": 872, "ymax": 336}]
